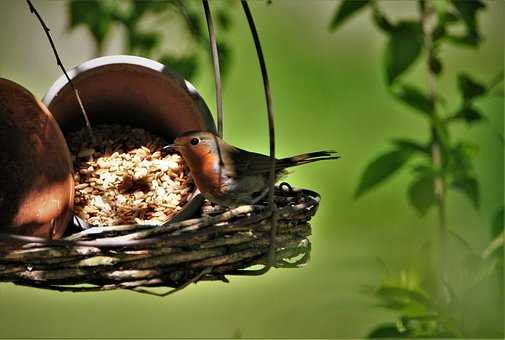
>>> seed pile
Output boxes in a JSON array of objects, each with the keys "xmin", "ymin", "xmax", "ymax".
[{"xmin": 67, "ymin": 125, "xmax": 192, "ymax": 226}]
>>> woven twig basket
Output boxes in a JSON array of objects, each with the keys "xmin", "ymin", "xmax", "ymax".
[{"xmin": 0, "ymin": 185, "xmax": 318, "ymax": 295}]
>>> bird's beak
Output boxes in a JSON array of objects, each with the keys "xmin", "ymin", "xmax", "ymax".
[{"xmin": 163, "ymin": 144, "xmax": 176, "ymax": 151}]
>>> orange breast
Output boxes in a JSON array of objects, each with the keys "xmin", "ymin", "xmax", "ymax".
[{"xmin": 183, "ymin": 147, "xmax": 225, "ymax": 199}]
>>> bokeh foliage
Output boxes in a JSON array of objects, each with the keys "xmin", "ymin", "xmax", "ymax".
[
  {"xmin": 0, "ymin": 1, "xmax": 501, "ymax": 338},
  {"xmin": 68, "ymin": 0, "xmax": 233, "ymax": 80},
  {"xmin": 331, "ymin": 0, "xmax": 503, "ymax": 337}
]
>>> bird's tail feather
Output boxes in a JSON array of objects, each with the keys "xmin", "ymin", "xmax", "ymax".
[{"xmin": 276, "ymin": 151, "xmax": 340, "ymax": 169}]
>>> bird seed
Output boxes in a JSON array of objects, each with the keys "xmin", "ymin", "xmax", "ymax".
[{"xmin": 67, "ymin": 124, "xmax": 192, "ymax": 226}]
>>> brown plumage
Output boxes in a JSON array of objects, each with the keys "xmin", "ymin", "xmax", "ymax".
[{"xmin": 168, "ymin": 131, "xmax": 339, "ymax": 207}]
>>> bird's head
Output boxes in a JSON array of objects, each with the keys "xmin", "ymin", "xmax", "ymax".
[{"xmin": 164, "ymin": 131, "xmax": 222, "ymax": 167}]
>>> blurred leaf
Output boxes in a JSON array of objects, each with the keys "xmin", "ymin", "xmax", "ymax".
[
  {"xmin": 438, "ymin": 10, "xmax": 459, "ymax": 25},
  {"xmin": 445, "ymin": 33, "xmax": 480, "ymax": 47},
  {"xmin": 217, "ymin": 40, "xmax": 232, "ymax": 78},
  {"xmin": 69, "ymin": 0, "xmax": 115, "ymax": 47},
  {"xmin": 217, "ymin": 9, "xmax": 232, "ymax": 30},
  {"xmin": 392, "ymin": 139, "xmax": 430, "ymax": 155},
  {"xmin": 412, "ymin": 163, "xmax": 435, "ymax": 175},
  {"xmin": 394, "ymin": 84, "xmax": 433, "ymax": 116},
  {"xmin": 131, "ymin": 0, "xmax": 173, "ymax": 20},
  {"xmin": 408, "ymin": 174, "xmax": 435, "ymax": 216},
  {"xmin": 128, "ymin": 31, "xmax": 161, "ymax": 54},
  {"xmin": 371, "ymin": 3, "xmax": 394, "ymax": 32},
  {"xmin": 451, "ymin": 177, "xmax": 479, "ymax": 209},
  {"xmin": 355, "ymin": 149, "xmax": 413, "ymax": 198},
  {"xmin": 375, "ymin": 286, "xmax": 431, "ymax": 313},
  {"xmin": 491, "ymin": 207, "xmax": 504, "ymax": 239},
  {"xmin": 451, "ymin": 0, "xmax": 485, "ymax": 43},
  {"xmin": 159, "ymin": 54, "xmax": 198, "ymax": 80},
  {"xmin": 385, "ymin": 22, "xmax": 424, "ymax": 85},
  {"xmin": 184, "ymin": 11, "xmax": 204, "ymax": 41},
  {"xmin": 429, "ymin": 56, "xmax": 443, "ymax": 75},
  {"xmin": 458, "ymin": 73, "xmax": 487, "ymax": 100},
  {"xmin": 452, "ymin": 105, "xmax": 485, "ymax": 124},
  {"xmin": 448, "ymin": 141, "xmax": 478, "ymax": 179},
  {"xmin": 368, "ymin": 323, "xmax": 407, "ymax": 338},
  {"xmin": 329, "ymin": 0, "xmax": 369, "ymax": 30}
]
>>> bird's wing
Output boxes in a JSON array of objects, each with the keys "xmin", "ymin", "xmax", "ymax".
[{"xmin": 225, "ymin": 146, "xmax": 275, "ymax": 175}]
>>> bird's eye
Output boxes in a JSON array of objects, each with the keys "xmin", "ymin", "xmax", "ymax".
[{"xmin": 190, "ymin": 137, "xmax": 200, "ymax": 145}]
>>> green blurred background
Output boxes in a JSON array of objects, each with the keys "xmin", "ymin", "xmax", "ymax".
[{"xmin": 0, "ymin": 0, "xmax": 502, "ymax": 338}]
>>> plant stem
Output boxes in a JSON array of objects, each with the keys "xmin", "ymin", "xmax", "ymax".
[
  {"xmin": 420, "ymin": 0, "xmax": 447, "ymax": 301},
  {"xmin": 420, "ymin": 1, "xmax": 446, "ymax": 231}
]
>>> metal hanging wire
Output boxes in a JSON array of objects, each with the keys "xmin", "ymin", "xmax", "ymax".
[
  {"xmin": 202, "ymin": 0, "xmax": 224, "ymax": 138},
  {"xmin": 201, "ymin": 1, "xmax": 278, "ymax": 275}
]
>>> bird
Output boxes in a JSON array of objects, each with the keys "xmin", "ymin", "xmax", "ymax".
[{"xmin": 165, "ymin": 131, "xmax": 339, "ymax": 207}]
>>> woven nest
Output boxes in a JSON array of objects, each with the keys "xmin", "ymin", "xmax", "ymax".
[{"xmin": 0, "ymin": 184, "xmax": 318, "ymax": 296}]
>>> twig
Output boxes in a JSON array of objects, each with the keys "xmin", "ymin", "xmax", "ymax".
[
  {"xmin": 421, "ymin": 0, "xmax": 448, "ymax": 304},
  {"xmin": 26, "ymin": 0, "xmax": 95, "ymax": 144},
  {"xmin": 131, "ymin": 267, "xmax": 213, "ymax": 297},
  {"xmin": 240, "ymin": 0, "xmax": 277, "ymax": 276},
  {"xmin": 481, "ymin": 230, "xmax": 504, "ymax": 259},
  {"xmin": 202, "ymin": 0, "xmax": 223, "ymax": 138}
]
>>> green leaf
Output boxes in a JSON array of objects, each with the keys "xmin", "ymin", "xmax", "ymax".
[
  {"xmin": 408, "ymin": 174, "xmax": 435, "ymax": 216},
  {"xmin": 385, "ymin": 22, "xmax": 424, "ymax": 85},
  {"xmin": 216, "ymin": 10, "xmax": 232, "ymax": 30},
  {"xmin": 453, "ymin": 106, "xmax": 485, "ymax": 124},
  {"xmin": 184, "ymin": 11, "xmax": 204, "ymax": 41},
  {"xmin": 128, "ymin": 31, "xmax": 161, "ymax": 54},
  {"xmin": 392, "ymin": 139, "xmax": 430, "ymax": 155},
  {"xmin": 451, "ymin": 177, "xmax": 480, "ymax": 209},
  {"xmin": 329, "ymin": 0, "xmax": 369, "ymax": 30},
  {"xmin": 368, "ymin": 323, "xmax": 407, "ymax": 338},
  {"xmin": 371, "ymin": 4, "xmax": 394, "ymax": 32},
  {"xmin": 429, "ymin": 56, "xmax": 443, "ymax": 75},
  {"xmin": 445, "ymin": 33, "xmax": 480, "ymax": 47},
  {"xmin": 159, "ymin": 54, "xmax": 198, "ymax": 80},
  {"xmin": 458, "ymin": 73, "xmax": 487, "ymax": 100},
  {"xmin": 394, "ymin": 84, "xmax": 433, "ymax": 115},
  {"xmin": 217, "ymin": 40, "xmax": 232, "ymax": 78},
  {"xmin": 491, "ymin": 207, "xmax": 504, "ymax": 239},
  {"xmin": 448, "ymin": 141, "xmax": 478, "ymax": 178},
  {"xmin": 69, "ymin": 0, "xmax": 115, "ymax": 46},
  {"xmin": 375, "ymin": 286, "xmax": 431, "ymax": 312},
  {"xmin": 451, "ymin": 0, "xmax": 485, "ymax": 44},
  {"xmin": 355, "ymin": 149, "xmax": 413, "ymax": 198}
]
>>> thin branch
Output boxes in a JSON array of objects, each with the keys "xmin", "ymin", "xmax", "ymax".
[
  {"xmin": 131, "ymin": 267, "xmax": 213, "ymax": 297},
  {"xmin": 241, "ymin": 1, "xmax": 277, "ymax": 275},
  {"xmin": 202, "ymin": 0, "xmax": 223, "ymax": 138},
  {"xmin": 421, "ymin": 1, "xmax": 446, "ymax": 231},
  {"xmin": 481, "ymin": 230, "xmax": 504, "ymax": 259},
  {"xmin": 26, "ymin": 0, "xmax": 94, "ymax": 144}
]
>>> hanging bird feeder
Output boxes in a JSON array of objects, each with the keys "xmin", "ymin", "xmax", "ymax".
[{"xmin": 0, "ymin": 1, "xmax": 322, "ymax": 295}]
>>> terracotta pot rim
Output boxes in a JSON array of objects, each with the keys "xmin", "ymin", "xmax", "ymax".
[{"xmin": 42, "ymin": 54, "xmax": 215, "ymax": 132}]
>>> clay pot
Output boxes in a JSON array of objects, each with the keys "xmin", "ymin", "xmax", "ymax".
[
  {"xmin": 0, "ymin": 78, "xmax": 74, "ymax": 239},
  {"xmin": 43, "ymin": 55, "xmax": 217, "ymax": 226}
]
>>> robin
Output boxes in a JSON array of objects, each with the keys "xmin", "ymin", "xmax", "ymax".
[{"xmin": 165, "ymin": 131, "xmax": 339, "ymax": 207}]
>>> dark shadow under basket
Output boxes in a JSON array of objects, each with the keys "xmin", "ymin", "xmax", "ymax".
[{"xmin": 0, "ymin": 186, "xmax": 319, "ymax": 295}]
